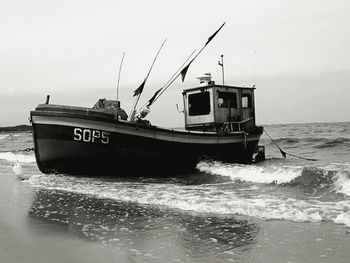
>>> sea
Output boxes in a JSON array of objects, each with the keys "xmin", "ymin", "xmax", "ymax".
[{"xmin": 1, "ymin": 122, "xmax": 350, "ymax": 262}]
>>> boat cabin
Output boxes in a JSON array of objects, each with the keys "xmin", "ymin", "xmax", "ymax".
[{"xmin": 182, "ymin": 73, "xmax": 256, "ymax": 132}]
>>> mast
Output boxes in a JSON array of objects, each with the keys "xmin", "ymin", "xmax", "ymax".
[
  {"xmin": 116, "ymin": 52, "xmax": 125, "ymax": 106},
  {"xmin": 128, "ymin": 39, "xmax": 166, "ymax": 121}
]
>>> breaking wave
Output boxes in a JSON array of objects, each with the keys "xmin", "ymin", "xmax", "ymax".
[
  {"xmin": 197, "ymin": 161, "xmax": 350, "ymax": 198},
  {"xmin": 334, "ymin": 211, "xmax": 350, "ymax": 227},
  {"xmin": 0, "ymin": 135, "xmax": 9, "ymax": 140},
  {"xmin": 197, "ymin": 161, "xmax": 302, "ymax": 184},
  {"xmin": 0, "ymin": 152, "xmax": 35, "ymax": 163},
  {"xmin": 333, "ymin": 171, "xmax": 350, "ymax": 197},
  {"xmin": 27, "ymin": 164, "xmax": 350, "ymax": 228}
]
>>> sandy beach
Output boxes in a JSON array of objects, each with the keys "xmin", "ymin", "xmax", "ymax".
[{"xmin": 1, "ymin": 170, "xmax": 349, "ymax": 263}]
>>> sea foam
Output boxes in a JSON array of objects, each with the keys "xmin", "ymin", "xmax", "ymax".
[
  {"xmin": 197, "ymin": 161, "xmax": 302, "ymax": 184},
  {"xmin": 0, "ymin": 152, "xmax": 35, "ymax": 163},
  {"xmin": 28, "ymin": 173, "xmax": 350, "ymax": 228},
  {"xmin": 0, "ymin": 135, "xmax": 9, "ymax": 140},
  {"xmin": 333, "ymin": 171, "xmax": 350, "ymax": 197},
  {"xmin": 334, "ymin": 211, "xmax": 350, "ymax": 227}
]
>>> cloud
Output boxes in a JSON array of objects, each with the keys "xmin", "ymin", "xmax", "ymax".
[{"xmin": 1, "ymin": 1, "xmax": 350, "ymax": 125}]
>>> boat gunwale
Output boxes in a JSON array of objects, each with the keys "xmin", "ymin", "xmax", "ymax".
[{"xmin": 31, "ymin": 110, "xmax": 262, "ymax": 138}]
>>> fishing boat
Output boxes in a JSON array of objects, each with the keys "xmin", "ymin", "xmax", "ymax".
[
  {"xmin": 30, "ymin": 74, "xmax": 264, "ymax": 176},
  {"xmin": 30, "ymin": 23, "xmax": 265, "ymax": 176}
]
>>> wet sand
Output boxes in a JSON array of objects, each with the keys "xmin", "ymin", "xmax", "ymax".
[{"xmin": 1, "ymin": 172, "xmax": 350, "ymax": 263}]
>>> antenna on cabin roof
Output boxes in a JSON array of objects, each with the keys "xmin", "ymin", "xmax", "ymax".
[
  {"xmin": 218, "ymin": 54, "xmax": 225, "ymax": 86},
  {"xmin": 116, "ymin": 52, "xmax": 125, "ymax": 106}
]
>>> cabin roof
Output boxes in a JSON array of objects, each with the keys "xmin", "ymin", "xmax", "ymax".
[{"xmin": 182, "ymin": 84, "xmax": 255, "ymax": 94}]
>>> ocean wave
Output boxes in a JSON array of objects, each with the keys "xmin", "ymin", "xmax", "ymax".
[
  {"xmin": 197, "ymin": 161, "xmax": 350, "ymax": 197},
  {"xmin": 28, "ymin": 174, "xmax": 350, "ymax": 227},
  {"xmin": 263, "ymin": 136, "xmax": 350, "ymax": 149},
  {"xmin": 314, "ymin": 137, "xmax": 350, "ymax": 149},
  {"xmin": 333, "ymin": 171, "xmax": 350, "ymax": 197},
  {"xmin": 272, "ymin": 138, "xmax": 300, "ymax": 144},
  {"xmin": 334, "ymin": 211, "xmax": 350, "ymax": 227},
  {"xmin": 284, "ymin": 166, "xmax": 335, "ymax": 191},
  {"xmin": 197, "ymin": 161, "xmax": 303, "ymax": 184},
  {"xmin": 0, "ymin": 133, "xmax": 23, "ymax": 140},
  {"xmin": 0, "ymin": 152, "xmax": 35, "ymax": 163}
]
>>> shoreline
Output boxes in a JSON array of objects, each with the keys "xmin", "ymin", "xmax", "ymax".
[
  {"xmin": 1, "ymin": 171, "xmax": 350, "ymax": 262},
  {"xmin": 0, "ymin": 125, "xmax": 32, "ymax": 132}
]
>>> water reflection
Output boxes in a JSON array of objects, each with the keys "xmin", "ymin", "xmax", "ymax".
[{"xmin": 28, "ymin": 189, "xmax": 259, "ymax": 261}]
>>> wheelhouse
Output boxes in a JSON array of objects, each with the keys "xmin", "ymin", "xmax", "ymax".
[{"xmin": 182, "ymin": 74, "xmax": 256, "ymax": 132}]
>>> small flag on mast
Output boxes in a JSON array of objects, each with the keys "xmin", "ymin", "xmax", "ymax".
[
  {"xmin": 133, "ymin": 80, "xmax": 145, "ymax": 97},
  {"xmin": 205, "ymin": 22, "xmax": 226, "ymax": 46},
  {"xmin": 147, "ymin": 88, "xmax": 162, "ymax": 107},
  {"xmin": 180, "ymin": 63, "xmax": 191, "ymax": 82},
  {"xmin": 180, "ymin": 22, "xmax": 226, "ymax": 82}
]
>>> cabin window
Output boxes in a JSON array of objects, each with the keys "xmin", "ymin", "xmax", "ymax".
[
  {"xmin": 188, "ymin": 92, "xmax": 210, "ymax": 116},
  {"xmin": 218, "ymin": 92, "xmax": 237, "ymax": 108},
  {"xmin": 242, "ymin": 94, "xmax": 252, "ymax": 108}
]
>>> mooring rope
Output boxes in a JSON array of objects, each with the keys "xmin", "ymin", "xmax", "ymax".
[
  {"xmin": 0, "ymin": 147, "xmax": 35, "ymax": 153},
  {"xmin": 263, "ymin": 129, "xmax": 317, "ymax": 161}
]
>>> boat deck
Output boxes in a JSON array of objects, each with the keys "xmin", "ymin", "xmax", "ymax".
[{"xmin": 33, "ymin": 104, "xmax": 252, "ymax": 136}]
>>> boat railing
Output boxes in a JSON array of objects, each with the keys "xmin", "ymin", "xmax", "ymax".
[{"xmin": 221, "ymin": 118, "xmax": 255, "ymax": 133}]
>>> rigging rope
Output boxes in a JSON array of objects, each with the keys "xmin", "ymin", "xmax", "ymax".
[
  {"xmin": 0, "ymin": 147, "xmax": 35, "ymax": 153},
  {"xmin": 263, "ymin": 129, "xmax": 317, "ymax": 161}
]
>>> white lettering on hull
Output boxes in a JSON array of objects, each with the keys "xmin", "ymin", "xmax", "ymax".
[{"xmin": 73, "ymin": 128, "xmax": 109, "ymax": 144}]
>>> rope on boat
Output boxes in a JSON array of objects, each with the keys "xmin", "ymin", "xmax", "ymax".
[
  {"xmin": 263, "ymin": 129, "xmax": 317, "ymax": 161},
  {"xmin": 0, "ymin": 147, "xmax": 35, "ymax": 153}
]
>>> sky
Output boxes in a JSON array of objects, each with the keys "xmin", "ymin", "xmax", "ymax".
[{"xmin": 1, "ymin": 0, "xmax": 350, "ymax": 127}]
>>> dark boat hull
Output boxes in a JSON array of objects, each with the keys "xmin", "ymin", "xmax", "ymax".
[{"xmin": 31, "ymin": 105, "xmax": 263, "ymax": 176}]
